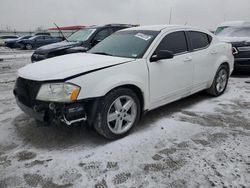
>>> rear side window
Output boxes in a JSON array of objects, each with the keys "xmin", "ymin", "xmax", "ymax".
[
  {"xmin": 156, "ymin": 31, "xmax": 188, "ymax": 55},
  {"xmin": 35, "ymin": 36, "xmax": 43, "ymax": 40},
  {"xmin": 189, "ymin": 31, "xmax": 211, "ymax": 50},
  {"xmin": 44, "ymin": 36, "xmax": 51, "ymax": 39}
]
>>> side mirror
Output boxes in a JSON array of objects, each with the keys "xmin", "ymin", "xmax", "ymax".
[
  {"xmin": 92, "ymin": 39, "xmax": 101, "ymax": 46},
  {"xmin": 150, "ymin": 50, "xmax": 174, "ymax": 62}
]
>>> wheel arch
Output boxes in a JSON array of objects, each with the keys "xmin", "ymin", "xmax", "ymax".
[
  {"xmin": 105, "ymin": 84, "xmax": 145, "ymax": 113},
  {"xmin": 220, "ymin": 62, "xmax": 230, "ymax": 72},
  {"xmin": 208, "ymin": 60, "xmax": 230, "ymax": 88}
]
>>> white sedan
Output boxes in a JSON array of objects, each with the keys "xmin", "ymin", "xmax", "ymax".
[{"xmin": 14, "ymin": 25, "xmax": 234, "ymax": 139}]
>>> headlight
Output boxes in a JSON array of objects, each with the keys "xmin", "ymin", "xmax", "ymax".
[{"xmin": 36, "ymin": 83, "xmax": 80, "ymax": 102}]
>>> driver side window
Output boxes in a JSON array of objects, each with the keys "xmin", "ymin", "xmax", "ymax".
[
  {"xmin": 156, "ymin": 31, "xmax": 188, "ymax": 55},
  {"xmin": 93, "ymin": 28, "xmax": 113, "ymax": 42}
]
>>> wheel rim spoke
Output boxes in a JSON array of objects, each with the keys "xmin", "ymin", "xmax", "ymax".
[
  {"xmin": 114, "ymin": 99, "xmax": 123, "ymax": 111},
  {"xmin": 123, "ymin": 99, "xmax": 133, "ymax": 111},
  {"xmin": 114, "ymin": 119, "xmax": 123, "ymax": 132},
  {"xmin": 107, "ymin": 112, "xmax": 118, "ymax": 122},
  {"xmin": 123, "ymin": 114, "xmax": 133, "ymax": 122}
]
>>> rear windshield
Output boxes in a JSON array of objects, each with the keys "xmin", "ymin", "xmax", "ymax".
[{"xmin": 215, "ymin": 26, "xmax": 229, "ymax": 35}]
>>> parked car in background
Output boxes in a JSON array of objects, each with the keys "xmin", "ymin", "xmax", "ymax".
[
  {"xmin": 31, "ymin": 24, "xmax": 135, "ymax": 62},
  {"xmin": 0, "ymin": 35, "xmax": 19, "ymax": 46},
  {"xmin": 215, "ymin": 21, "xmax": 250, "ymax": 35},
  {"xmin": 17, "ymin": 35, "xmax": 63, "ymax": 50},
  {"xmin": 14, "ymin": 25, "xmax": 234, "ymax": 139},
  {"xmin": 217, "ymin": 26, "xmax": 250, "ymax": 71},
  {"xmin": 5, "ymin": 35, "xmax": 32, "ymax": 48},
  {"xmin": 34, "ymin": 32, "xmax": 51, "ymax": 36}
]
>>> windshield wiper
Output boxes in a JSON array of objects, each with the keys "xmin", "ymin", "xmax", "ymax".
[{"xmin": 92, "ymin": 52, "xmax": 113, "ymax": 56}]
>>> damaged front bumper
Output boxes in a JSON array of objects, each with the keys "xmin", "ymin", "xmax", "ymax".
[{"xmin": 15, "ymin": 96, "xmax": 87, "ymax": 125}]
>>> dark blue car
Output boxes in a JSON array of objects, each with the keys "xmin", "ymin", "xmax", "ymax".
[
  {"xmin": 17, "ymin": 35, "xmax": 63, "ymax": 50},
  {"xmin": 5, "ymin": 35, "xmax": 32, "ymax": 48}
]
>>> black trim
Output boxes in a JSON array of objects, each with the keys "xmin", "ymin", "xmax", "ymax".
[{"xmin": 64, "ymin": 60, "xmax": 134, "ymax": 81}]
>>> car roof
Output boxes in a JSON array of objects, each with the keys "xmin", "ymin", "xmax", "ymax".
[
  {"xmin": 0, "ymin": 35, "xmax": 19, "ymax": 38},
  {"xmin": 218, "ymin": 21, "xmax": 250, "ymax": 27},
  {"xmin": 122, "ymin": 24, "xmax": 210, "ymax": 33},
  {"xmin": 85, "ymin": 24, "xmax": 133, "ymax": 29}
]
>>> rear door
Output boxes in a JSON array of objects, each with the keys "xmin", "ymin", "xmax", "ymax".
[
  {"xmin": 187, "ymin": 31, "xmax": 215, "ymax": 91},
  {"xmin": 148, "ymin": 31, "xmax": 194, "ymax": 108},
  {"xmin": 43, "ymin": 35, "xmax": 55, "ymax": 45}
]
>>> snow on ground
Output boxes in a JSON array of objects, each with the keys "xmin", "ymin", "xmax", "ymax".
[{"xmin": 0, "ymin": 48, "xmax": 250, "ymax": 188}]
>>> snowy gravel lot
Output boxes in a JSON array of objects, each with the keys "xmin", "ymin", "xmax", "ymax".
[{"xmin": 0, "ymin": 47, "xmax": 250, "ymax": 188}]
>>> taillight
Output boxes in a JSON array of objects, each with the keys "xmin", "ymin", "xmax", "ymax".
[{"xmin": 232, "ymin": 47, "xmax": 238, "ymax": 55}]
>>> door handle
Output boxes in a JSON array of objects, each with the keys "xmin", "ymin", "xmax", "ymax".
[{"xmin": 183, "ymin": 56, "xmax": 192, "ymax": 62}]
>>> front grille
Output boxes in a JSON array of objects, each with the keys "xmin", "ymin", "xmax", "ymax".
[
  {"xmin": 237, "ymin": 46, "xmax": 250, "ymax": 52},
  {"xmin": 14, "ymin": 77, "xmax": 42, "ymax": 108}
]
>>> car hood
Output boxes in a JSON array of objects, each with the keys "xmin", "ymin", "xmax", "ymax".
[
  {"xmin": 35, "ymin": 41, "xmax": 82, "ymax": 54},
  {"xmin": 218, "ymin": 36, "xmax": 250, "ymax": 43},
  {"xmin": 18, "ymin": 53, "xmax": 135, "ymax": 81}
]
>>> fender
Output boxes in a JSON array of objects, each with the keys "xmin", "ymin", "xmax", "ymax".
[
  {"xmin": 68, "ymin": 59, "xmax": 150, "ymax": 110},
  {"xmin": 208, "ymin": 55, "xmax": 233, "ymax": 87}
]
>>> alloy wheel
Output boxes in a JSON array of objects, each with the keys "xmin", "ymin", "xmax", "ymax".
[
  {"xmin": 216, "ymin": 68, "xmax": 228, "ymax": 93},
  {"xmin": 107, "ymin": 95, "xmax": 137, "ymax": 134}
]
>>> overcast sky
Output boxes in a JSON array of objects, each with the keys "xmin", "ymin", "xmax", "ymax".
[{"xmin": 1, "ymin": 0, "xmax": 250, "ymax": 31}]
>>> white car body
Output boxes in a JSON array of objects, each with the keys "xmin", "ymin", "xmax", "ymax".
[
  {"xmin": 18, "ymin": 25, "xmax": 233, "ymax": 111},
  {"xmin": 15, "ymin": 25, "xmax": 234, "ymax": 138}
]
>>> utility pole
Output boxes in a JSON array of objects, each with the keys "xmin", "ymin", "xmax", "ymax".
[{"xmin": 169, "ymin": 7, "xmax": 173, "ymax": 24}]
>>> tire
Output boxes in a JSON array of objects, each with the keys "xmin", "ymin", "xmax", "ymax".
[
  {"xmin": 93, "ymin": 88, "xmax": 141, "ymax": 140},
  {"xmin": 25, "ymin": 43, "xmax": 33, "ymax": 50},
  {"xmin": 206, "ymin": 64, "xmax": 229, "ymax": 96}
]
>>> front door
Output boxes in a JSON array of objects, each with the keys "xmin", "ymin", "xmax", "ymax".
[{"xmin": 148, "ymin": 31, "xmax": 194, "ymax": 108}]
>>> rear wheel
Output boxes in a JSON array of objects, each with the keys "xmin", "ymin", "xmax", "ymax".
[
  {"xmin": 25, "ymin": 44, "xmax": 33, "ymax": 50},
  {"xmin": 93, "ymin": 88, "xmax": 141, "ymax": 140},
  {"xmin": 207, "ymin": 64, "xmax": 229, "ymax": 96}
]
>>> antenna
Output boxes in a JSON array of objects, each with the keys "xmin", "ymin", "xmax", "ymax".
[{"xmin": 53, "ymin": 23, "xmax": 68, "ymax": 42}]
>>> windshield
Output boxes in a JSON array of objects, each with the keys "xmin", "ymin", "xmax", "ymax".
[
  {"xmin": 217, "ymin": 27, "xmax": 250, "ymax": 37},
  {"xmin": 29, "ymin": 36, "xmax": 38, "ymax": 40},
  {"xmin": 18, "ymin": 36, "xmax": 31, "ymax": 40},
  {"xmin": 67, "ymin": 28, "xmax": 96, "ymax": 42},
  {"xmin": 215, "ymin": 26, "xmax": 229, "ymax": 35},
  {"xmin": 88, "ymin": 30, "xmax": 159, "ymax": 58}
]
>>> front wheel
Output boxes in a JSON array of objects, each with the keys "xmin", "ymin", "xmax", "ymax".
[
  {"xmin": 93, "ymin": 88, "xmax": 141, "ymax": 140},
  {"xmin": 207, "ymin": 64, "xmax": 229, "ymax": 96}
]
